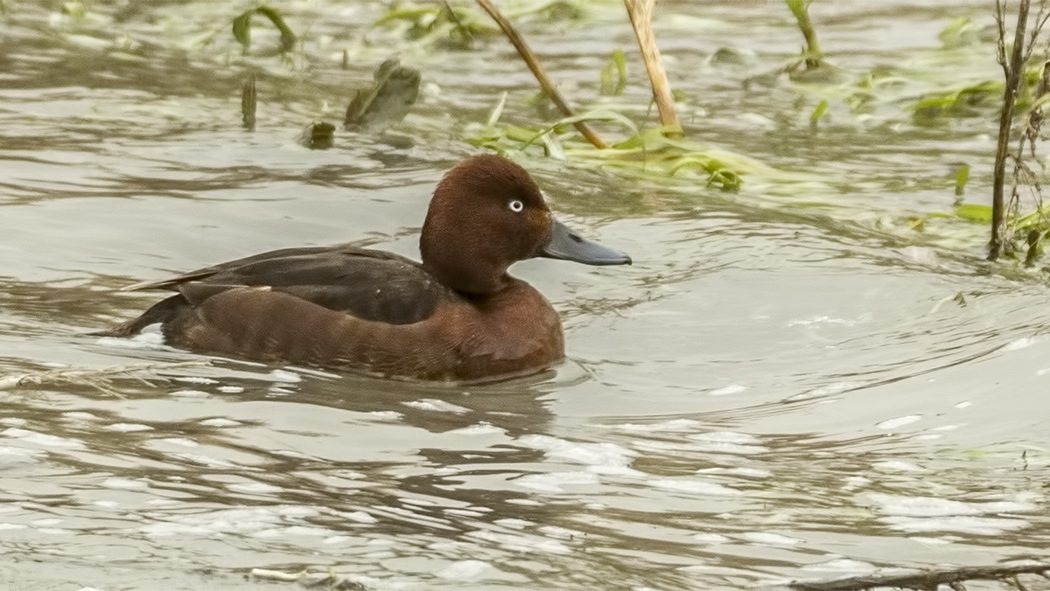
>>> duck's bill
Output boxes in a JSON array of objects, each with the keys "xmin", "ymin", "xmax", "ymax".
[{"xmin": 540, "ymin": 218, "xmax": 632, "ymax": 266}]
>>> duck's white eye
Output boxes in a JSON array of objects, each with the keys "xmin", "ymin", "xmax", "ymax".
[{"xmin": 509, "ymin": 199, "xmax": 524, "ymax": 213}]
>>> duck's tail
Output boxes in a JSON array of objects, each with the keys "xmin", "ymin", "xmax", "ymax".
[{"xmin": 91, "ymin": 295, "xmax": 186, "ymax": 337}]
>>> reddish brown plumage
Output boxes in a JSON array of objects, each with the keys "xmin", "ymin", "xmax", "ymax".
[{"xmin": 100, "ymin": 154, "xmax": 628, "ymax": 382}]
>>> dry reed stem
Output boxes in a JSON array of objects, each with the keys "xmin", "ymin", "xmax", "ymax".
[
  {"xmin": 474, "ymin": 0, "xmax": 608, "ymax": 149},
  {"xmin": 623, "ymin": 0, "xmax": 681, "ymax": 137}
]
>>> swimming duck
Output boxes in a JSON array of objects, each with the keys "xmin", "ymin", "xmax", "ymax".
[{"xmin": 102, "ymin": 154, "xmax": 631, "ymax": 382}]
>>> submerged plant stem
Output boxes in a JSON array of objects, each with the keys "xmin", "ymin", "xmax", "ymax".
[
  {"xmin": 241, "ymin": 72, "xmax": 256, "ymax": 131},
  {"xmin": 624, "ymin": 0, "xmax": 682, "ymax": 137},
  {"xmin": 474, "ymin": 0, "xmax": 608, "ymax": 149}
]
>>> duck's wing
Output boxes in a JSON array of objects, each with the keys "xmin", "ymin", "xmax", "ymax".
[
  {"xmin": 122, "ymin": 245, "xmax": 358, "ymax": 291},
  {"xmin": 126, "ymin": 246, "xmax": 452, "ymax": 325}
]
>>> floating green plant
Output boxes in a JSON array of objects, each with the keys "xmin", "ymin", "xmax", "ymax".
[
  {"xmin": 468, "ymin": 107, "xmax": 749, "ymax": 191},
  {"xmin": 600, "ymin": 49, "xmax": 627, "ymax": 97},
  {"xmin": 375, "ymin": 2, "xmax": 497, "ymax": 48},
  {"xmin": 232, "ymin": 5, "xmax": 298, "ymax": 54},
  {"xmin": 344, "ymin": 57, "xmax": 421, "ymax": 132},
  {"xmin": 911, "ymin": 80, "xmax": 1004, "ymax": 121}
]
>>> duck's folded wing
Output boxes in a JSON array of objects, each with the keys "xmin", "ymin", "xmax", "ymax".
[
  {"xmin": 129, "ymin": 247, "xmax": 452, "ymax": 326},
  {"xmin": 122, "ymin": 245, "xmax": 373, "ymax": 291}
]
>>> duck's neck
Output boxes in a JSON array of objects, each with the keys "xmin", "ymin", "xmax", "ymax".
[{"xmin": 422, "ymin": 259, "xmax": 512, "ymax": 297}]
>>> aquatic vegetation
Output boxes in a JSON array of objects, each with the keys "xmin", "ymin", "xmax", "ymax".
[
  {"xmin": 343, "ymin": 57, "xmax": 421, "ymax": 132},
  {"xmin": 465, "ymin": 0, "xmax": 755, "ymax": 190},
  {"xmin": 375, "ymin": 0, "xmax": 589, "ymax": 48},
  {"xmin": 599, "ymin": 49, "xmax": 627, "ymax": 97},
  {"xmin": 938, "ymin": 15, "xmax": 997, "ymax": 49},
  {"xmin": 911, "ymin": 80, "xmax": 1005, "ymax": 121},
  {"xmin": 232, "ymin": 5, "xmax": 298, "ymax": 54},
  {"xmin": 17, "ymin": 0, "xmax": 1050, "ymax": 259},
  {"xmin": 989, "ymin": 0, "xmax": 1050, "ymax": 262},
  {"xmin": 467, "ymin": 109, "xmax": 746, "ymax": 191},
  {"xmin": 374, "ymin": 2, "xmax": 498, "ymax": 49}
]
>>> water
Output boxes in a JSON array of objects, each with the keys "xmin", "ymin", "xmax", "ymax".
[{"xmin": 1, "ymin": 1, "xmax": 1048, "ymax": 589}]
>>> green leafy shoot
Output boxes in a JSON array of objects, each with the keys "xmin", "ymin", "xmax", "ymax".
[
  {"xmin": 62, "ymin": 1, "xmax": 86, "ymax": 21},
  {"xmin": 938, "ymin": 16, "xmax": 987, "ymax": 49},
  {"xmin": 954, "ymin": 163, "xmax": 969, "ymax": 197},
  {"xmin": 911, "ymin": 80, "xmax": 1003, "ymax": 121},
  {"xmin": 375, "ymin": 3, "xmax": 495, "ymax": 48},
  {"xmin": 600, "ymin": 49, "xmax": 627, "ymax": 96},
  {"xmin": 232, "ymin": 6, "xmax": 297, "ymax": 54},
  {"xmin": 809, "ymin": 99, "xmax": 829, "ymax": 126},
  {"xmin": 952, "ymin": 203, "xmax": 993, "ymax": 223},
  {"xmin": 486, "ymin": 92, "xmax": 509, "ymax": 128}
]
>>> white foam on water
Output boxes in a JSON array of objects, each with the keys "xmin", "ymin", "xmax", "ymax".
[
  {"xmin": 269, "ymin": 369, "xmax": 301, "ymax": 383},
  {"xmin": 198, "ymin": 418, "xmax": 241, "ymax": 428},
  {"xmin": 538, "ymin": 525, "xmax": 584, "ymax": 540},
  {"xmin": 102, "ymin": 477, "xmax": 149, "ymax": 490},
  {"xmin": 1003, "ymin": 337, "xmax": 1038, "ymax": 351},
  {"xmin": 464, "ymin": 529, "xmax": 571, "ymax": 554},
  {"xmin": 0, "ymin": 446, "xmax": 43, "ymax": 462},
  {"xmin": 95, "ymin": 328, "xmax": 165, "ymax": 349},
  {"xmin": 691, "ymin": 532, "xmax": 730, "ymax": 544},
  {"xmin": 103, "ymin": 423, "xmax": 153, "ymax": 432},
  {"xmin": 649, "ymin": 478, "xmax": 742, "ymax": 496},
  {"xmin": 402, "ymin": 399, "xmax": 470, "ymax": 414},
  {"xmin": 608, "ymin": 419, "xmax": 704, "ymax": 433},
  {"xmin": 447, "ymin": 422, "xmax": 505, "ymax": 436},
  {"xmin": 157, "ymin": 438, "xmax": 198, "ymax": 448},
  {"xmin": 788, "ymin": 381, "xmax": 863, "ymax": 401},
  {"xmin": 175, "ymin": 376, "xmax": 218, "ymax": 384},
  {"xmin": 517, "ymin": 434, "xmax": 638, "ymax": 475},
  {"xmin": 876, "ymin": 415, "xmax": 922, "ymax": 430},
  {"xmin": 866, "ymin": 493, "xmax": 1039, "ymax": 517},
  {"xmin": 227, "ymin": 482, "xmax": 282, "ymax": 494},
  {"xmin": 3, "ymin": 428, "xmax": 83, "ymax": 449},
  {"xmin": 880, "ymin": 515, "xmax": 1030, "ymax": 535},
  {"xmin": 514, "ymin": 471, "xmax": 600, "ymax": 493},
  {"xmin": 339, "ymin": 510, "xmax": 378, "ymax": 524},
  {"xmin": 169, "ymin": 389, "xmax": 209, "ymax": 398},
  {"xmin": 709, "ymin": 384, "xmax": 747, "ymax": 396},
  {"xmin": 872, "ymin": 460, "xmax": 923, "ymax": 472},
  {"xmin": 494, "ymin": 518, "xmax": 533, "ymax": 529},
  {"xmin": 787, "ymin": 315, "xmax": 858, "ymax": 327},
  {"xmin": 253, "ymin": 525, "xmax": 334, "ymax": 538},
  {"xmin": 141, "ymin": 506, "xmax": 304, "ymax": 538},
  {"xmin": 436, "ymin": 559, "xmax": 495, "ymax": 581},
  {"xmin": 741, "ymin": 531, "xmax": 804, "ymax": 546},
  {"xmin": 800, "ymin": 558, "xmax": 877, "ymax": 574},
  {"xmin": 684, "ymin": 431, "xmax": 768, "ymax": 455},
  {"xmin": 697, "ymin": 466, "xmax": 771, "ymax": 479}
]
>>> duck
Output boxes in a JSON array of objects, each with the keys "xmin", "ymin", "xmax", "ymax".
[{"xmin": 101, "ymin": 154, "xmax": 631, "ymax": 382}]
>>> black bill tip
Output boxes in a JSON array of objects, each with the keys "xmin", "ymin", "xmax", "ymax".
[{"xmin": 540, "ymin": 218, "xmax": 632, "ymax": 266}]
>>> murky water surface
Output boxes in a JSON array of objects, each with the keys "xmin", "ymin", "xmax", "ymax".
[{"xmin": 2, "ymin": 1, "xmax": 1048, "ymax": 589}]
